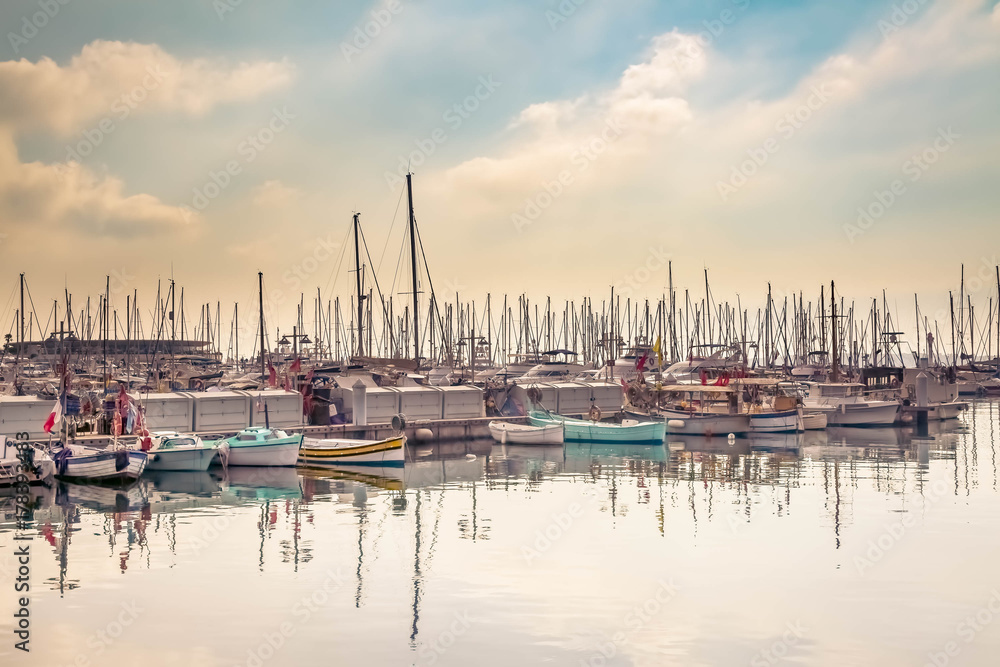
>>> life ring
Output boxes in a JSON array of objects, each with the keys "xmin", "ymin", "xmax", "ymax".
[{"xmin": 588, "ymin": 404, "xmax": 602, "ymax": 422}]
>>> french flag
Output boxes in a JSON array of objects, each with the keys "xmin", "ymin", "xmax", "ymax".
[{"xmin": 43, "ymin": 395, "xmax": 64, "ymax": 434}]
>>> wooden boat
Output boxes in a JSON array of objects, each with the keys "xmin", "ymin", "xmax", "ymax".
[
  {"xmin": 141, "ymin": 432, "xmax": 220, "ymax": 471},
  {"xmin": 1, "ymin": 438, "xmax": 55, "ymax": 486},
  {"xmin": 661, "ymin": 409, "xmax": 751, "ymax": 436},
  {"xmin": 216, "ymin": 427, "xmax": 303, "ymax": 467},
  {"xmin": 299, "ymin": 434, "xmax": 405, "ymax": 467},
  {"xmin": 488, "ymin": 421, "xmax": 563, "ymax": 445},
  {"xmin": 528, "ymin": 411, "xmax": 665, "ymax": 444},
  {"xmin": 748, "ymin": 408, "xmax": 801, "ymax": 433},
  {"xmin": 51, "ymin": 444, "xmax": 147, "ymax": 483},
  {"xmin": 800, "ymin": 412, "xmax": 828, "ymax": 430}
]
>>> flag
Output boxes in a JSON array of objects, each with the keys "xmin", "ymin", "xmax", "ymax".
[
  {"xmin": 653, "ymin": 336, "xmax": 663, "ymax": 368},
  {"xmin": 268, "ymin": 362, "xmax": 277, "ymax": 388},
  {"xmin": 636, "ymin": 352, "xmax": 648, "ymax": 372},
  {"xmin": 290, "ymin": 357, "xmax": 302, "ymax": 373},
  {"xmin": 43, "ymin": 395, "xmax": 64, "ymax": 433},
  {"xmin": 699, "ymin": 369, "xmax": 708, "ymax": 385}
]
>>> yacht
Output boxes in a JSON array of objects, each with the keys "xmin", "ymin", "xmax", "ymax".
[{"xmin": 801, "ymin": 382, "xmax": 899, "ymax": 426}]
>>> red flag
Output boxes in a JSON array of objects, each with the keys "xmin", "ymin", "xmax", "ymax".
[
  {"xmin": 43, "ymin": 396, "xmax": 63, "ymax": 433},
  {"xmin": 636, "ymin": 353, "xmax": 648, "ymax": 372},
  {"xmin": 290, "ymin": 357, "xmax": 302, "ymax": 373},
  {"xmin": 699, "ymin": 369, "xmax": 708, "ymax": 385},
  {"xmin": 268, "ymin": 362, "xmax": 277, "ymax": 388}
]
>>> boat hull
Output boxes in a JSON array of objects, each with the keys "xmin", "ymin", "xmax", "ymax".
[
  {"xmin": 661, "ymin": 410, "xmax": 751, "ymax": 436},
  {"xmin": 226, "ymin": 440, "xmax": 302, "ymax": 467},
  {"xmin": 488, "ymin": 421, "xmax": 564, "ymax": 445},
  {"xmin": 146, "ymin": 446, "xmax": 218, "ymax": 471},
  {"xmin": 0, "ymin": 458, "xmax": 56, "ymax": 486},
  {"xmin": 528, "ymin": 412, "xmax": 665, "ymax": 444},
  {"xmin": 299, "ymin": 435, "xmax": 405, "ymax": 466},
  {"xmin": 800, "ymin": 412, "xmax": 828, "ymax": 430},
  {"xmin": 749, "ymin": 409, "xmax": 800, "ymax": 433},
  {"xmin": 806, "ymin": 401, "xmax": 899, "ymax": 426},
  {"xmin": 54, "ymin": 448, "xmax": 146, "ymax": 482}
]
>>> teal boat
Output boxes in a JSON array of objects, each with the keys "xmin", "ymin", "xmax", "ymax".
[{"xmin": 528, "ymin": 411, "xmax": 665, "ymax": 444}]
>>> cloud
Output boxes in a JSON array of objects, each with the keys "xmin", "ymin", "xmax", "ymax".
[
  {"xmin": 252, "ymin": 179, "xmax": 302, "ymax": 207},
  {"xmin": 0, "ymin": 40, "xmax": 295, "ymax": 135},
  {"xmin": 0, "ymin": 40, "xmax": 295, "ymax": 243}
]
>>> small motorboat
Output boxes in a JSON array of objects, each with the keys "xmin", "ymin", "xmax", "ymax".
[
  {"xmin": 488, "ymin": 421, "xmax": 564, "ymax": 445},
  {"xmin": 141, "ymin": 432, "xmax": 220, "ymax": 471},
  {"xmin": 216, "ymin": 427, "xmax": 303, "ymax": 467},
  {"xmin": 1, "ymin": 437, "xmax": 56, "ymax": 487},
  {"xmin": 748, "ymin": 408, "xmax": 801, "ymax": 433},
  {"xmin": 51, "ymin": 444, "xmax": 147, "ymax": 483},
  {"xmin": 299, "ymin": 434, "xmax": 406, "ymax": 467},
  {"xmin": 528, "ymin": 411, "xmax": 665, "ymax": 444}
]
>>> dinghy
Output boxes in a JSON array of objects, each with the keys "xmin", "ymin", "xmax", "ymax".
[
  {"xmin": 141, "ymin": 432, "xmax": 220, "ymax": 471},
  {"xmin": 51, "ymin": 444, "xmax": 147, "ymax": 483},
  {"xmin": 528, "ymin": 411, "xmax": 665, "ymax": 444},
  {"xmin": 299, "ymin": 435, "xmax": 406, "ymax": 467},
  {"xmin": 216, "ymin": 427, "xmax": 303, "ymax": 467},
  {"xmin": 488, "ymin": 421, "xmax": 564, "ymax": 445}
]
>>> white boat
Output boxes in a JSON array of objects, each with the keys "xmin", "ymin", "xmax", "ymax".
[
  {"xmin": 662, "ymin": 409, "xmax": 751, "ymax": 436},
  {"xmin": 1, "ymin": 437, "xmax": 55, "ymax": 486},
  {"xmin": 800, "ymin": 412, "xmax": 828, "ymax": 430},
  {"xmin": 299, "ymin": 434, "xmax": 406, "ymax": 466},
  {"xmin": 529, "ymin": 411, "xmax": 665, "ymax": 444},
  {"xmin": 488, "ymin": 420, "xmax": 564, "ymax": 445},
  {"xmin": 141, "ymin": 432, "xmax": 220, "ymax": 471},
  {"xmin": 749, "ymin": 408, "xmax": 801, "ymax": 433},
  {"xmin": 51, "ymin": 445, "xmax": 147, "ymax": 482},
  {"xmin": 801, "ymin": 383, "xmax": 899, "ymax": 426},
  {"xmin": 217, "ymin": 427, "xmax": 303, "ymax": 467}
]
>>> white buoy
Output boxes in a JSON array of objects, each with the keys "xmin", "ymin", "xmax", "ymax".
[
  {"xmin": 727, "ymin": 433, "xmax": 736, "ymax": 447},
  {"xmin": 667, "ymin": 419, "xmax": 685, "ymax": 429}
]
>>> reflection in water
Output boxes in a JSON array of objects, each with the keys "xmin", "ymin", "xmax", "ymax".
[{"xmin": 0, "ymin": 402, "xmax": 998, "ymax": 666}]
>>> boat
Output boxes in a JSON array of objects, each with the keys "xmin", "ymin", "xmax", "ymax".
[
  {"xmin": 488, "ymin": 420, "xmax": 564, "ymax": 445},
  {"xmin": 661, "ymin": 409, "xmax": 751, "ymax": 436},
  {"xmin": 528, "ymin": 411, "xmax": 665, "ymax": 444},
  {"xmin": 140, "ymin": 432, "xmax": 220, "ymax": 471},
  {"xmin": 299, "ymin": 434, "xmax": 406, "ymax": 467},
  {"xmin": 51, "ymin": 444, "xmax": 147, "ymax": 483},
  {"xmin": 215, "ymin": 427, "xmax": 303, "ymax": 467},
  {"xmin": 801, "ymin": 382, "xmax": 899, "ymax": 426},
  {"xmin": 1, "ymin": 437, "xmax": 56, "ymax": 486},
  {"xmin": 749, "ymin": 408, "xmax": 801, "ymax": 433},
  {"xmin": 633, "ymin": 384, "xmax": 752, "ymax": 436},
  {"xmin": 800, "ymin": 412, "xmax": 828, "ymax": 430}
]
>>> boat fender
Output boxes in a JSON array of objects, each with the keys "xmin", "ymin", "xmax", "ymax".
[
  {"xmin": 588, "ymin": 404, "xmax": 602, "ymax": 422},
  {"xmin": 392, "ymin": 414, "xmax": 408, "ymax": 432},
  {"xmin": 415, "ymin": 428, "xmax": 434, "ymax": 443},
  {"xmin": 152, "ymin": 454, "xmax": 160, "ymax": 463},
  {"xmin": 667, "ymin": 419, "xmax": 685, "ymax": 429}
]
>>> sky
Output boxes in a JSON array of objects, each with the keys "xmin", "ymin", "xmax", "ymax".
[{"xmin": 0, "ymin": 0, "xmax": 998, "ymax": 348}]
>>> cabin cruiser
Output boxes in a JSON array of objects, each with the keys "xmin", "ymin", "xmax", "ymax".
[
  {"xmin": 661, "ymin": 345, "xmax": 745, "ymax": 384},
  {"xmin": 514, "ymin": 350, "xmax": 587, "ymax": 383},
  {"xmin": 801, "ymin": 382, "xmax": 899, "ymax": 426}
]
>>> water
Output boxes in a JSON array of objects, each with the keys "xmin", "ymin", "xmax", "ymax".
[{"xmin": 3, "ymin": 401, "xmax": 1000, "ymax": 667}]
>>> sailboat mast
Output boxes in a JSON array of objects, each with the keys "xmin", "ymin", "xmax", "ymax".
[
  {"xmin": 406, "ymin": 172, "xmax": 420, "ymax": 367},
  {"xmin": 353, "ymin": 212, "xmax": 364, "ymax": 358},
  {"xmin": 258, "ymin": 271, "xmax": 266, "ymax": 381}
]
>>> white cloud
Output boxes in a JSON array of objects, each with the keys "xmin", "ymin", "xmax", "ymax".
[{"xmin": 252, "ymin": 179, "xmax": 302, "ymax": 207}]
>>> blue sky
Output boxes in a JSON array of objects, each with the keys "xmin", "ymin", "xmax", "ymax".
[{"xmin": 0, "ymin": 0, "xmax": 997, "ymax": 343}]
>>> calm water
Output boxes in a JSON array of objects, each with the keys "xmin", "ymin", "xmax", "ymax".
[{"xmin": 3, "ymin": 401, "xmax": 1000, "ymax": 667}]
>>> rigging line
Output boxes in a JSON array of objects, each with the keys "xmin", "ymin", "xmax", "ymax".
[
  {"xmin": 358, "ymin": 224, "xmax": 395, "ymax": 349},
  {"xmin": 320, "ymin": 224, "xmax": 355, "ymax": 303},
  {"xmin": 377, "ymin": 184, "xmax": 407, "ymax": 274}
]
